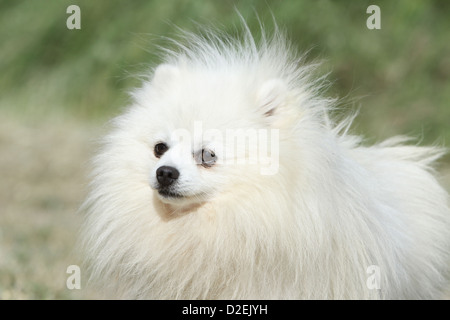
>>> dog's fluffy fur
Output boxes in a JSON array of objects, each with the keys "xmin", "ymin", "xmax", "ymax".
[{"xmin": 81, "ymin": 24, "xmax": 450, "ymax": 299}]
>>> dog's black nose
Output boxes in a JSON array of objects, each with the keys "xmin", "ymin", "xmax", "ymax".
[{"xmin": 156, "ymin": 166, "xmax": 180, "ymax": 187}]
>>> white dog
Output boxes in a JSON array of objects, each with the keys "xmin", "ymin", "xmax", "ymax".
[{"xmin": 80, "ymin": 24, "xmax": 450, "ymax": 299}]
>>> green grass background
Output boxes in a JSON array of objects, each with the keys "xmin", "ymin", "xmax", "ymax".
[
  {"xmin": 0, "ymin": 0, "xmax": 449, "ymax": 299},
  {"xmin": 1, "ymin": 0, "xmax": 450, "ymax": 144}
]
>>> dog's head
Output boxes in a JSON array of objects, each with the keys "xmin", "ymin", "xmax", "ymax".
[{"xmin": 141, "ymin": 62, "xmax": 289, "ymax": 208}]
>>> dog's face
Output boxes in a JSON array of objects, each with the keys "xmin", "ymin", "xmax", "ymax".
[
  {"xmin": 148, "ymin": 128, "xmax": 226, "ymax": 207},
  {"xmin": 137, "ymin": 63, "xmax": 288, "ymax": 208}
]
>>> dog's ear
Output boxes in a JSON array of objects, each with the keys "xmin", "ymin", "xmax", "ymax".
[
  {"xmin": 256, "ymin": 79, "xmax": 287, "ymax": 118},
  {"xmin": 152, "ymin": 64, "xmax": 179, "ymax": 86}
]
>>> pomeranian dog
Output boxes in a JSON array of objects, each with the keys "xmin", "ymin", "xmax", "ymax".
[{"xmin": 80, "ymin": 23, "xmax": 450, "ymax": 299}]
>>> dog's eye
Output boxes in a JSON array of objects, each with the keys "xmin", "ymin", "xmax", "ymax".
[
  {"xmin": 154, "ymin": 143, "xmax": 168, "ymax": 158},
  {"xmin": 201, "ymin": 149, "xmax": 216, "ymax": 167}
]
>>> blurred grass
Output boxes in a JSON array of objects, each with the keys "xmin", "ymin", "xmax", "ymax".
[
  {"xmin": 0, "ymin": 0, "xmax": 449, "ymax": 299},
  {"xmin": 0, "ymin": 0, "xmax": 449, "ymax": 145}
]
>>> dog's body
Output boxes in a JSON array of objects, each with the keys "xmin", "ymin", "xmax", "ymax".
[{"xmin": 81, "ymin": 25, "xmax": 450, "ymax": 299}]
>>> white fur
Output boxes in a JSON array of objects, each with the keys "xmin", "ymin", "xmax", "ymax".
[{"xmin": 80, "ymin": 24, "xmax": 450, "ymax": 299}]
